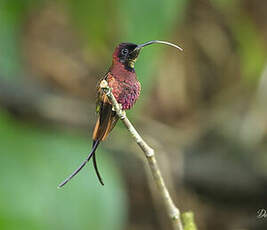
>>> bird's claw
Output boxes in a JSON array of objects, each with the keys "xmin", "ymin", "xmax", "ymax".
[
  {"xmin": 112, "ymin": 103, "xmax": 123, "ymax": 112},
  {"xmin": 100, "ymin": 80, "xmax": 108, "ymax": 89}
]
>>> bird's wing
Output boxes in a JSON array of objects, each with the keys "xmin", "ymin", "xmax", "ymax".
[{"xmin": 92, "ymin": 73, "xmax": 118, "ymax": 141}]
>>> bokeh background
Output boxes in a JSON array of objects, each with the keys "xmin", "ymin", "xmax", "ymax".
[{"xmin": 0, "ymin": 0, "xmax": 267, "ymax": 229}]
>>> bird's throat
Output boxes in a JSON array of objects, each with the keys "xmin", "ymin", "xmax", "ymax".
[
  {"xmin": 111, "ymin": 59, "xmax": 136, "ymax": 74},
  {"xmin": 125, "ymin": 59, "xmax": 136, "ymax": 71}
]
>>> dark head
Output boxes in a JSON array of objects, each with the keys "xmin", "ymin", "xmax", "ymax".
[
  {"xmin": 112, "ymin": 43, "xmax": 140, "ymax": 71},
  {"xmin": 112, "ymin": 40, "xmax": 183, "ymax": 71}
]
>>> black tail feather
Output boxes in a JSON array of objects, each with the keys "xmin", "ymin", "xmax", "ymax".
[
  {"xmin": 58, "ymin": 140, "xmax": 100, "ymax": 188},
  {"xmin": 92, "ymin": 152, "xmax": 104, "ymax": 185}
]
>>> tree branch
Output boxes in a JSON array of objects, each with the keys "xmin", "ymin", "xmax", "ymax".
[{"xmin": 100, "ymin": 80, "xmax": 184, "ymax": 230}]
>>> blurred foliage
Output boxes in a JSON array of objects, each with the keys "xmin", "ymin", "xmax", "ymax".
[
  {"xmin": 64, "ymin": 0, "xmax": 118, "ymax": 49},
  {"xmin": 63, "ymin": 0, "xmax": 187, "ymax": 98},
  {"xmin": 182, "ymin": 212, "xmax": 197, "ymax": 230},
  {"xmin": 0, "ymin": 109, "xmax": 127, "ymax": 230},
  {"xmin": 0, "ymin": 0, "xmax": 25, "ymax": 79},
  {"xmin": 211, "ymin": 0, "xmax": 267, "ymax": 84},
  {"xmin": 121, "ymin": 0, "xmax": 187, "ymax": 92},
  {"xmin": 0, "ymin": 0, "xmax": 42, "ymax": 79},
  {"xmin": 232, "ymin": 15, "xmax": 267, "ymax": 83}
]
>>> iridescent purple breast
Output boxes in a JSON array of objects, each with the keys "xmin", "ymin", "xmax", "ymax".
[
  {"xmin": 106, "ymin": 71, "xmax": 141, "ymax": 110},
  {"xmin": 116, "ymin": 80, "xmax": 141, "ymax": 110}
]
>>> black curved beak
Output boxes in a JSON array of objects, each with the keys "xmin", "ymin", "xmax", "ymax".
[{"xmin": 134, "ymin": 40, "xmax": 183, "ymax": 52}]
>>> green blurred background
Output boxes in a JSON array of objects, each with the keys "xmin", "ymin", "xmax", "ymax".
[{"xmin": 0, "ymin": 0, "xmax": 267, "ymax": 229}]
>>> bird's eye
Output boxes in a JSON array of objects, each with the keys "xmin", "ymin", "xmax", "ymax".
[{"xmin": 121, "ymin": 48, "xmax": 129, "ymax": 56}]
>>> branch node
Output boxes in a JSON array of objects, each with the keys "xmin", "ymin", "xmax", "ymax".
[
  {"xmin": 146, "ymin": 148, "xmax": 155, "ymax": 158},
  {"xmin": 171, "ymin": 208, "xmax": 180, "ymax": 220},
  {"xmin": 118, "ymin": 110, "xmax": 126, "ymax": 120}
]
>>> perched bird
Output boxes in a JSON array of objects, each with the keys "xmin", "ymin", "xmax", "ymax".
[{"xmin": 58, "ymin": 40, "xmax": 182, "ymax": 188}]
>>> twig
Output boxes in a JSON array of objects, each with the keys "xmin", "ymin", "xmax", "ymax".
[{"xmin": 100, "ymin": 80, "xmax": 184, "ymax": 230}]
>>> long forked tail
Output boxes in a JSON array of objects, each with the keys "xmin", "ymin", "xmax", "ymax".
[
  {"xmin": 92, "ymin": 141, "xmax": 104, "ymax": 185},
  {"xmin": 58, "ymin": 140, "xmax": 100, "ymax": 188}
]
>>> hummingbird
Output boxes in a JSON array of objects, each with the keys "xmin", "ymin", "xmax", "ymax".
[{"xmin": 58, "ymin": 40, "xmax": 182, "ymax": 188}]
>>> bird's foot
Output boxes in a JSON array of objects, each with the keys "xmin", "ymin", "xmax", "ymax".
[{"xmin": 112, "ymin": 103, "xmax": 123, "ymax": 112}]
